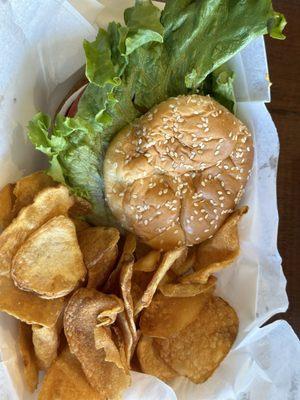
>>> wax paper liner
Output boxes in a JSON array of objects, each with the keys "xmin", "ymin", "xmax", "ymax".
[{"xmin": 0, "ymin": 1, "xmax": 298, "ymax": 399}]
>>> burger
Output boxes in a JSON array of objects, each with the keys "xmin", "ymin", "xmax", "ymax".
[
  {"xmin": 28, "ymin": 0, "xmax": 284, "ymax": 250},
  {"xmin": 104, "ymin": 95, "xmax": 253, "ymax": 250}
]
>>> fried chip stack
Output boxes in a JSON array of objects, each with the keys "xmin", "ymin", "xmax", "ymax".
[{"xmin": 0, "ymin": 171, "xmax": 247, "ymax": 398}]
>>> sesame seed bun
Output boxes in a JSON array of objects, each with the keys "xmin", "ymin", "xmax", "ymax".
[{"xmin": 104, "ymin": 95, "xmax": 253, "ymax": 251}]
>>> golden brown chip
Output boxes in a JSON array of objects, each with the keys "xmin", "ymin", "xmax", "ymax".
[
  {"xmin": 64, "ymin": 288, "xmax": 130, "ymax": 398},
  {"xmin": 72, "ymin": 218, "xmax": 91, "ymax": 233},
  {"xmin": 11, "ymin": 215, "xmax": 86, "ymax": 298},
  {"xmin": 169, "ymin": 247, "xmax": 188, "ymax": 274},
  {"xmin": 134, "ymin": 247, "xmax": 186, "ymax": 316},
  {"xmin": 69, "ymin": 196, "xmax": 92, "ymax": 218},
  {"xmin": 13, "ymin": 171, "xmax": 56, "ymax": 215},
  {"xmin": 171, "ymin": 247, "xmax": 196, "ymax": 277},
  {"xmin": 140, "ymin": 292, "xmax": 212, "ymax": 339},
  {"xmin": 133, "ymin": 250, "xmax": 161, "ymax": 272},
  {"xmin": 180, "ymin": 207, "xmax": 248, "ymax": 284},
  {"xmin": 38, "ymin": 348, "xmax": 102, "ymax": 400},
  {"xmin": 159, "ymin": 275, "xmax": 217, "ymax": 297},
  {"xmin": 111, "ymin": 324, "xmax": 129, "ymax": 372},
  {"xmin": 32, "ymin": 316, "xmax": 62, "ymax": 369},
  {"xmin": 131, "ymin": 271, "xmax": 153, "ymax": 307},
  {"xmin": 78, "ymin": 226, "xmax": 119, "ymax": 288},
  {"xmin": 155, "ymin": 296, "xmax": 239, "ymax": 383},
  {"xmin": 94, "ymin": 325, "xmax": 125, "ymax": 371},
  {"xmin": 119, "ymin": 256, "xmax": 138, "ymax": 362},
  {"xmin": 135, "ymin": 241, "xmax": 153, "ymax": 260},
  {"xmin": 0, "ymin": 183, "xmax": 15, "ymax": 230},
  {"xmin": 104, "ymin": 233, "xmax": 136, "ymax": 293},
  {"xmin": 19, "ymin": 322, "xmax": 39, "ymax": 393},
  {"xmin": 0, "ymin": 185, "xmax": 74, "ymax": 276},
  {"xmin": 137, "ymin": 335, "xmax": 178, "ymax": 382},
  {"xmin": 116, "ymin": 311, "xmax": 139, "ymax": 369},
  {"xmin": 0, "ymin": 276, "xmax": 65, "ymax": 326}
]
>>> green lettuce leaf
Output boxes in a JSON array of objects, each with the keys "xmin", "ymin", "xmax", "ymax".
[{"xmin": 28, "ymin": 0, "xmax": 286, "ymax": 225}]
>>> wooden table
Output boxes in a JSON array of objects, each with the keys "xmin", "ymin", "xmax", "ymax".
[{"xmin": 265, "ymin": 0, "xmax": 300, "ymax": 336}]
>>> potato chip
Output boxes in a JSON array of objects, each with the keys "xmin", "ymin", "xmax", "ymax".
[
  {"xmin": 94, "ymin": 325, "xmax": 125, "ymax": 371},
  {"xmin": 104, "ymin": 233, "xmax": 136, "ymax": 293},
  {"xmin": 137, "ymin": 335, "xmax": 178, "ymax": 382},
  {"xmin": 116, "ymin": 312, "xmax": 134, "ymax": 368},
  {"xmin": 140, "ymin": 292, "xmax": 212, "ymax": 339},
  {"xmin": 134, "ymin": 247, "xmax": 186, "ymax": 316},
  {"xmin": 64, "ymin": 288, "xmax": 130, "ymax": 398},
  {"xmin": 78, "ymin": 226, "xmax": 119, "ymax": 288},
  {"xmin": 11, "ymin": 215, "xmax": 86, "ymax": 298},
  {"xmin": 32, "ymin": 316, "xmax": 62, "ymax": 369},
  {"xmin": 19, "ymin": 322, "xmax": 39, "ymax": 392},
  {"xmin": 0, "ymin": 276, "xmax": 65, "ymax": 326},
  {"xmin": 13, "ymin": 171, "xmax": 56, "ymax": 215},
  {"xmin": 0, "ymin": 183, "xmax": 15, "ymax": 230},
  {"xmin": 180, "ymin": 207, "xmax": 248, "ymax": 284},
  {"xmin": 154, "ymin": 296, "xmax": 239, "ymax": 383},
  {"xmin": 39, "ymin": 348, "xmax": 102, "ymax": 400},
  {"xmin": 69, "ymin": 196, "xmax": 92, "ymax": 218},
  {"xmin": 131, "ymin": 271, "xmax": 153, "ymax": 307},
  {"xmin": 134, "ymin": 241, "xmax": 153, "ymax": 260},
  {"xmin": 119, "ymin": 255, "xmax": 137, "ymax": 362},
  {"xmin": 159, "ymin": 275, "xmax": 217, "ymax": 297},
  {"xmin": 96, "ymin": 298, "xmax": 124, "ymax": 327},
  {"xmin": 72, "ymin": 218, "xmax": 90, "ymax": 233},
  {"xmin": 133, "ymin": 250, "xmax": 161, "ymax": 272},
  {"xmin": 0, "ymin": 185, "xmax": 74, "ymax": 276},
  {"xmin": 169, "ymin": 247, "xmax": 188, "ymax": 275},
  {"xmin": 111, "ymin": 324, "xmax": 129, "ymax": 371},
  {"xmin": 171, "ymin": 247, "xmax": 196, "ymax": 277}
]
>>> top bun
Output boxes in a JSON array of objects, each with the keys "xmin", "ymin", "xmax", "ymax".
[{"xmin": 104, "ymin": 95, "xmax": 253, "ymax": 251}]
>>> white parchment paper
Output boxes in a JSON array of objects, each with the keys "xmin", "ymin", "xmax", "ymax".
[{"xmin": 0, "ymin": 1, "xmax": 299, "ymax": 399}]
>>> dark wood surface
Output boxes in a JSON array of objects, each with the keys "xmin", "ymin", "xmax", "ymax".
[{"xmin": 265, "ymin": 0, "xmax": 300, "ymax": 336}]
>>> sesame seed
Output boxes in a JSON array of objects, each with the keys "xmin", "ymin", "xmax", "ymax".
[{"xmin": 204, "ymin": 229, "xmax": 209, "ymax": 233}]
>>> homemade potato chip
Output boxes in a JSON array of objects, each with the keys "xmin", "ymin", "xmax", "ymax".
[
  {"xmin": 64, "ymin": 288, "xmax": 130, "ymax": 398},
  {"xmin": 69, "ymin": 196, "xmax": 92, "ymax": 218},
  {"xmin": 0, "ymin": 183, "xmax": 15, "ymax": 230},
  {"xmin": 159, "ymin": 275, "xmax": 217, "ymax": 297},
  {"xmin": 13, "ymin": 171, "xmax": 55, "ymax": 215},
  {"xmin": 19, "ymin": 322, "xmax": 39, "ymax": 392},
  {"xmin": 133, "ymin": 250, "xmax": 161, "ymax": 272},
  {"xmin": 116, "ymin": 312, "xmax": 135, "ymax": 367},
  {"xmin": 0, "ymin": 185, "xmax": 74, "ymax": 276},
  {"xmin": 39, "ymin": 348, "xmax": 102, "ymax": 400},
  {"xmin": 96, "ymin": 298, "xmax": 124, "ymax": 327},
  {"xmin": 134, "ymin": 241, "xmax": 153, "ymax": 260},
  {"xmin": 11, "ymin": 215, "xmax": 86, "ymax": 298},
  {"xmin": 171, "ymin": 247, "xmax": 196, "ymax": 277},
  {"xmin": 154, "ymin": 296, "xmax": 239, "ymax": 383},
  {"xmin": 140, "ymin": 292, "xmax": 212, "ymax": 339},
  {"xmin": 94, "ymin": 325, "xmax": 126, "ymax": 370},
  {"xmin": 78, "ymin": 226, "xmax": 119, "ymax": 288},
  {"xmin": 180, "ymin": 207, "xmax": 248, "ymax": 284},
  {"xmin": 0, "ymin": 276, "xmax": 65, "ymax": 326},
  {"xmin": 134, "ymin": 247, "xmax": 186, "ymax": 316},
  {"xmin": 137, "ymin": 335, "xmax": 178, "ymax": 382},
  {"xmin": 72, "ymin": 218, "xmax": 90, "ymax": 233},
  {"xmin": 111, "ymin": 324, "xmax": 129, "ymax": 371},
  {"xmin": 119, "ymin": 255, "xmax": 137, "ymax": 362},
  {"xmin": 169, "ymin": 247, "xmax": 188, "ymax": 275},
  {"xmin": 32, "ymin": 319, "xmax": 62, "ymax": 369},
  {"xmin": 104, "ymin": 233, "xmax": 136, "ymax": 293}
]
